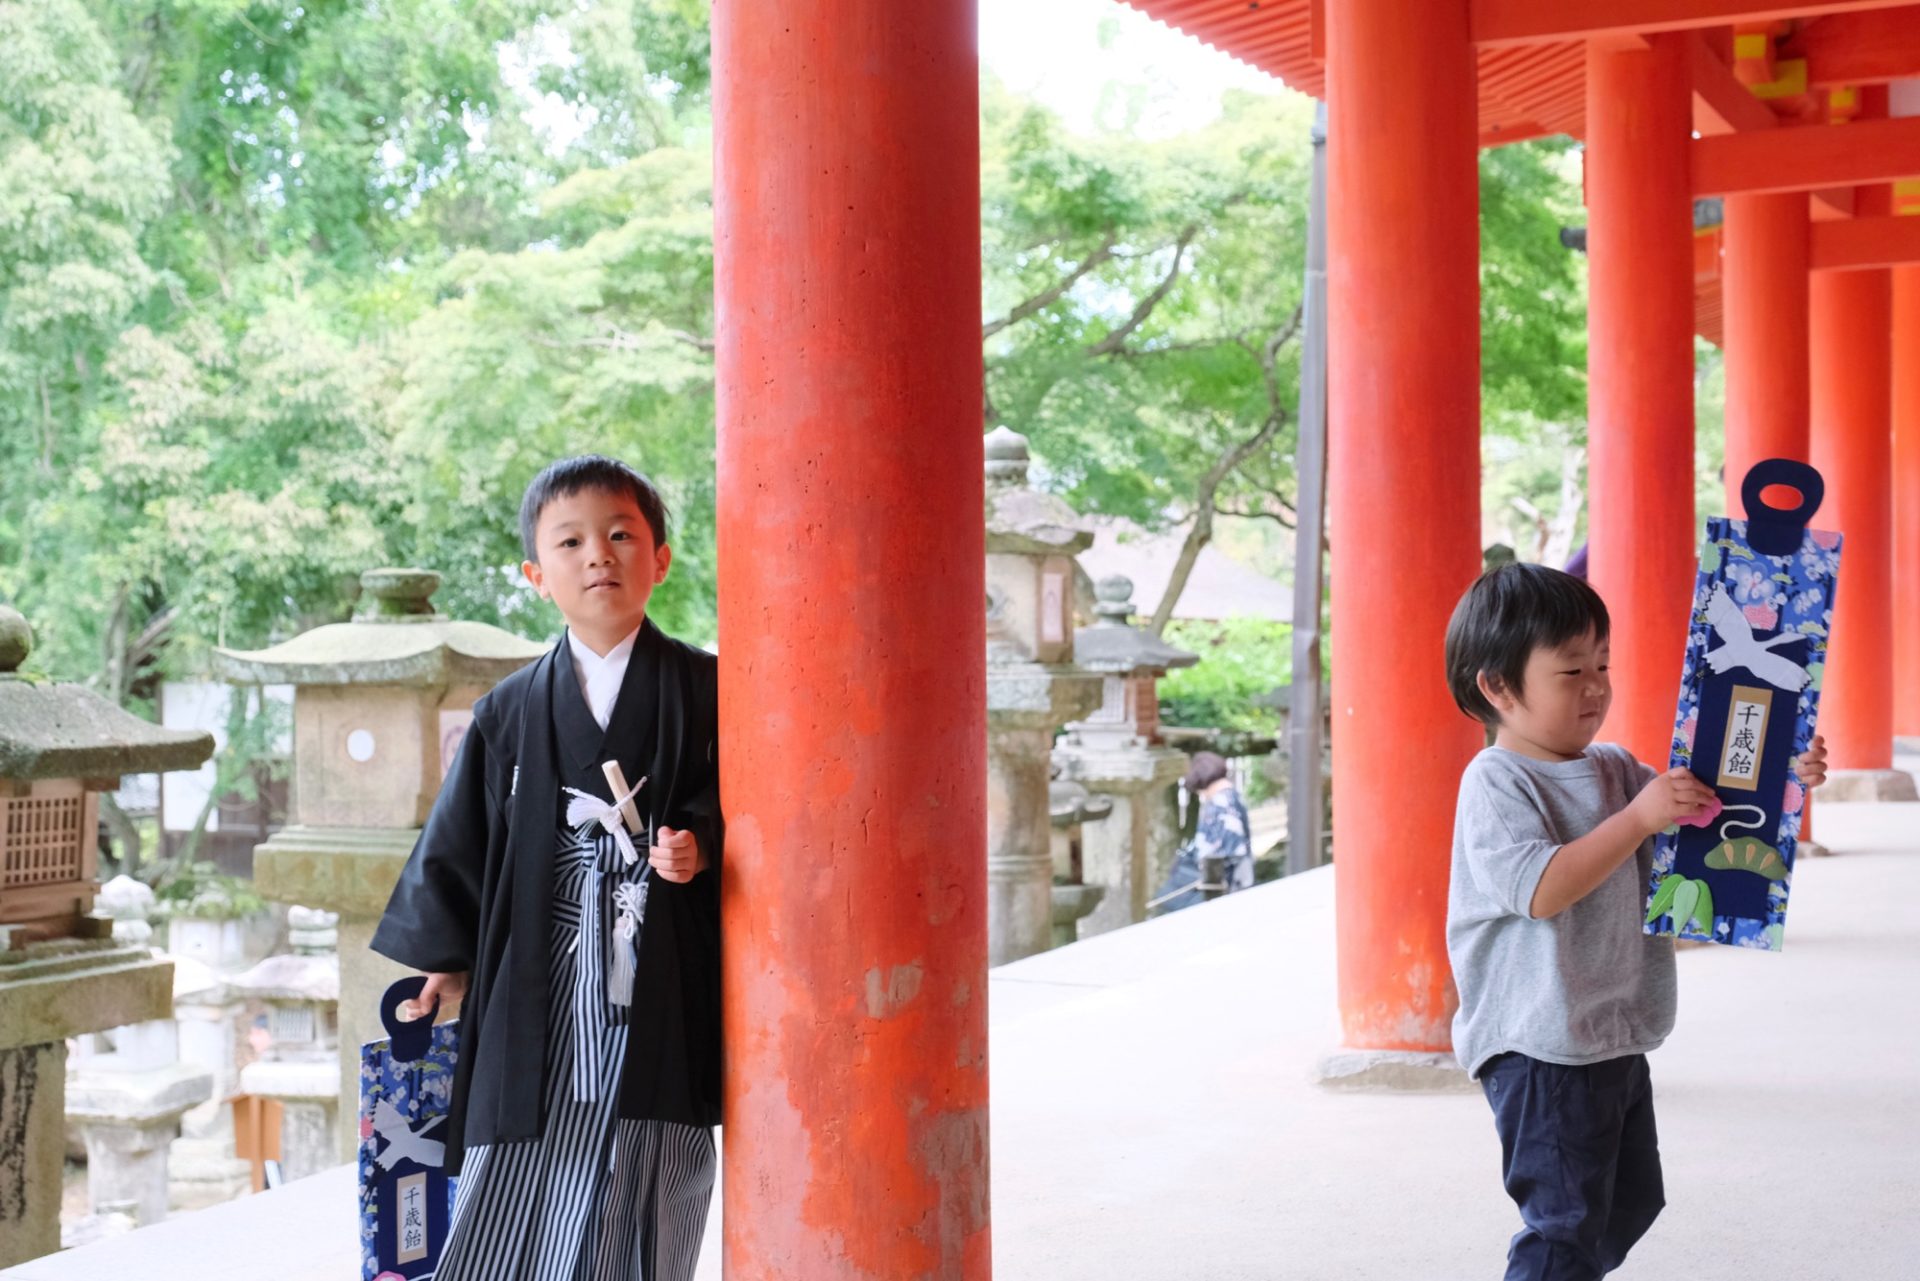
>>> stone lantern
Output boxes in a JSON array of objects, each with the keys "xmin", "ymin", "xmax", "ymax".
[
  {"xmin": 64, "ymin": 876, "xmax": 215, "ymax": 1233},
  {"xmin": 214, "ymin": 568, "xmax": 546, "ymax": 1156},
  {"xmin": 1048, "ymin": 779, "xmax": 1111, "ymax": 948},
  {"xmin": 984, "ymin": 428, "xmax": 1103, "ymax": 966},
  {"xmin": 1055, "ymin": 576, "xmax": 1198, "ymax": 937},
  {"xmin": 233, "ymin": 906, "xmax": 341, "ymax": 1183},
  {"xmin": 0, "ymin": 606, "xmax": 212, "ymax": 1267}
]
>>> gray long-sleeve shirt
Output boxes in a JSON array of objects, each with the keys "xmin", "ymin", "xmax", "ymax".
[{"xmin": 1446, "ymin": 743, "xmax": 1677, "ymax": 1078}]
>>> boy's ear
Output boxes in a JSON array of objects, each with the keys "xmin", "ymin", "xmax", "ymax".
[
  {"xmin": 1476, "ymin": 670, "xmax": 1513, "ymax": 712},
  {"xmin": 523, "ymin": 558, "xmax": 549, "ymax": 600},
  {"xmin": 653, "ymin": 541, "xmax": 672, "ymax": 585}
]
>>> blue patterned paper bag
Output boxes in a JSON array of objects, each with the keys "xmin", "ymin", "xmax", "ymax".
[
  {"xmin": 360, "ymin": 978, "xmax": 459, "ymax": 1280},
  {"xmin": 1647, "ymin": 459, "xmax": 1841, "ymax": 951}
]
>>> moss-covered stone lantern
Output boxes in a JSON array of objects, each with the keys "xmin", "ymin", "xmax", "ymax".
[
  {"xmin": 984, "ymin": 428, "xmax": 1104, "ymax": 966},
  {"xmin": 213, "ymin": 568, "xmax": 547, "ymax": 1158},
  {"xmin": 1056, "ymin": 576, "xmax": 1198, "ymax": 936},
  {"xmin": 0, "ymin": 605, "xmax": 213, "ymax": 1266}
]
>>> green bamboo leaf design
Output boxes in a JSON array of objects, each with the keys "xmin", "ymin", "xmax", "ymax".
[
  {"xmin": 1646, "ymin": 873, "xmax": 1685, "ymax": 925},
  {"xmin": 1672, "ymin": 880, "xmax": 1700, "ymax": 938}
]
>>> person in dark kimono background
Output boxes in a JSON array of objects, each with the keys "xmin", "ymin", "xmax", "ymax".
[
  {"xmin": 372, "ymin": 455, "xmax": 722, "ymax": 1281},
  {"xmin": 1150, "ymin": 751, "xmax": 1255, "ymax": 915}
]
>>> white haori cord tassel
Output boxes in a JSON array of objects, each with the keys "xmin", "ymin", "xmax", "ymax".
[
  {"xmin": 599, "ymin": 759, "xmax": 651, "ymax": 1007},
  {"xmin": 566, "ymin": 761, "xmax": 649, "ymax": 1097},
  {"xmin": 608, "ymin": 880, "xmax": 647, "ymax": 1007}
]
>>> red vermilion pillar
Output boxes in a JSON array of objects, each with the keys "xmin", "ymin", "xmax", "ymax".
[
  {"xmin": 713, "ymin": 4, "xmax": 990, "ymax": 1277},
  {"xmin": 1893, "ymin": 265, "xmax": 1920, "ymax": 739},
  {"xmin": 1810, "ymin": 265, "xmax": 1894, "ymax": 769},
  {"xmin": 1721, "ymin": 193, "xmax": 1812, "ymax": 496},
  {"xmin": 1585, "ymin": 34, "xmax": 1696, "ymax": 769},
  {"xmin": 1326, "ymin": 0, "xmax": 1482, "ymax": 1059}
]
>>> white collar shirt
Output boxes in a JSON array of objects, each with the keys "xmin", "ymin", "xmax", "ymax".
[{"xmin": 566, "ymin": 625, "xmax": 640, "ymax": 731}]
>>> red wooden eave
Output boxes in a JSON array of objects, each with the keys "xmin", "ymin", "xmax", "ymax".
[{"xmin": 1122, "ymin": 0, "xmax": 1920, "ymax": 346}]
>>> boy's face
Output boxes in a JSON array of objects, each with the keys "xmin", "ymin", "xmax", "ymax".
[
  {"xmin": 523, "ymin": 487, "xmax": 670, "ymax": 649},
  {"xmin": 1479, "ymin": 626, "xmax": 1612, "ymax": 761}
]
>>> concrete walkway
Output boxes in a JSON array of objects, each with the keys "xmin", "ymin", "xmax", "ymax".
[{"xmin": 8, "ymin": 788, "xmax": 1915, "ymax": 1279}]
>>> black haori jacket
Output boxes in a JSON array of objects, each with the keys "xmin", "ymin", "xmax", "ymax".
[{"xmin": 370, "ymin": 619, "xmax": 722, "ymax": 1174}]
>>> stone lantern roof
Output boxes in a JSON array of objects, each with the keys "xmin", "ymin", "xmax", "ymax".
[
  {"xmin": 984, "ymin": 427, "xmax": 1093, "ymax": 558},
  {"xmin": 1072, "ymin": 576, "xmax": 1200, "ymax": 676},
  {"xmin": 213, "ymin": 568, "xmax": 549, "ymax": 688},
  {"xmin": 0, "ymin": 607, "xmax": 213, "ymax": 780}
]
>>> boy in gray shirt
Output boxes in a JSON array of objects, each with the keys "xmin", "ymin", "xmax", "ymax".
[{"xmin": 1442, "ymin": 563, "xmax": 1826, "ymax": 1280}]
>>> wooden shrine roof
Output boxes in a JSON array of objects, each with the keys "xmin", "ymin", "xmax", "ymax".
[
  {"xmin": 1119, "ymin": 1, "xmax": 1588, "ymax": 143},
  {"xmin": 1118, "ymin": 2, "xmax": 1920, "ymax": 345}
]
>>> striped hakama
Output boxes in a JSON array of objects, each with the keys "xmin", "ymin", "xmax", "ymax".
[{"xmin": 436, "ymin": 816, "xmax": 716, "ymax": 1281}]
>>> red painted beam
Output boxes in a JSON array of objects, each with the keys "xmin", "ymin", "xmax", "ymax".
[
  {"xmin": 1812, "ymin": 186, "xmax": 1858, "ymax": 219},
  {"xmin": 1683, "ymin": 26, "xmax": 1855, "ymax": 215},
  {"xmin": 1812, "ymin": 215, "xmax": 1920, "ymax": 271},
  {"xmin": 1787, "ymin": 6, "xmax": 1920, "ymax": 86},
  {"xmin": 1689, "ymin": 31, "xmax": 1777, "ymax": 135},
  {"xmin": 1480, "ymin": 121, "xmax": 1557, "ymax": 148},
  {"xmin": 1474, "ymin": 0, "xmax": 1920, "ymax": 48},
  {"xmin": 1694, "ymin": 114, "xmax": 1920, "ymax": 195}
]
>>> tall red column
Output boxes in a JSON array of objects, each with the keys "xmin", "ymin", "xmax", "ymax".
[
  {"xmin": 1326, "ymin": 0, "xmax": 1482, "ymax": 1056},
  {"xmin": 1810, "ymin": 266, "xmax": 1894, "ymax": 769},
  {"xmin": 1893, "ymin": 265, "xmax": 1920, "ymax": 739},
  {"xmin": 1721, "ymin": 193, "xmax": 1812, "ymax": 498},
  {"xmin": 1585, "ymin": 34, "xmax": 1696, "ymax": 770},
  {"xmin": 1720, "ymin": 192, "xmax": 1816, "ymax": 841},
  {"xmin": 713, "ymin": 4, "xmax": 990, "ymax": 1277}
]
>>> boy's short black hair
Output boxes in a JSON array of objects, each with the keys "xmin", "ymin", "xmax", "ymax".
[
  {"xmin": 518, "ymin": 455, "xmax": 670, "ymax": 562},
  {"xmin": 1444, "ymin": 562, "xmax": 1611, "ymax": 726},
  {"xmin": 1184, "ymin": 751, "xmax": 1230, "ymax": 793}
]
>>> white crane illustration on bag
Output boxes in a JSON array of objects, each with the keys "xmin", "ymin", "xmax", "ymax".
[{"xmin": 1702, "ymin": 584, "xmax": 1810, "ymax": 691}]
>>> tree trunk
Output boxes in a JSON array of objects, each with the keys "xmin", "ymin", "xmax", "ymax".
[
  {"xmin": 1543, "ymin": 441, "xmax": 1586, "ymax": 570},
  {"xmin": 99, "ymin": 794, "xmax": 141, "ymax": 878},
  {"xmin": 1148, "ymin": 506, "xmax": 1214, "ymax": 637}
]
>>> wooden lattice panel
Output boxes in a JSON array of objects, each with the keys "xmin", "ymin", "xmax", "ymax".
[{"xmin": 0, "ymin": 778, "xmax": 98, "ymax": 926}]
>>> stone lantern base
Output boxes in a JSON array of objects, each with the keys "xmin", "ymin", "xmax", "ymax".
[
  {"xmin": 0, "ymin": 939, "xmax": 176, "ymax": 1268},
  {"xmin": 1055, "ymin": 743, "xmax": 1190, "ymax": 937},
  {"xmin": 252, "ymin": 825, "xmax": 415, "ymax": 1161},
  {"xmin": 238, "ymin": 1058, "xmax": 340, "ymax": 1184}
]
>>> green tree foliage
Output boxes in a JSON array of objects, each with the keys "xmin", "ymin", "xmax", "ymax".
[
  {"xmin": 390, "ymin": 147, "xmax": 717, "ymax": 639},
  {"xmin": 4, "ymin": 3, "xmax": 1594, "ymax": 703},
  {"xmin": 1, "ymin": 0, "xmax": 174, "ymax": 675},
  {"xmin": 3, "ymin": 0, "xmax": 718, "ymax": 694},
  {"xmin": 1158, "ymin": 618, "xmax": 1292, "ymax": 736},
  {"xmin": 1476, "ymin": 138, "xmax": 1590, "ymax": 564},
  {"xmin": 982, "ymin": 84, "xmax": 1312, "ymax": 631},
  {"xmin": 1479, "ymin": 138, "xmax": 1587, "ymax": 430},
  {"xmin": 984, "ymin": 89, "xmax": 1592, "ymax": 624}
]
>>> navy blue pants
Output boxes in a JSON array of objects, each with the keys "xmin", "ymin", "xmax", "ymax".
[{"xmin": 1480, "ymin": 1052, "xmax": 1665, "ymax": 1280}]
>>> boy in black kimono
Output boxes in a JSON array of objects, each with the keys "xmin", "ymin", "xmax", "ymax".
[{"xmin": 372, "ymin": 455, "xmax": 721, "ymax": 1281}]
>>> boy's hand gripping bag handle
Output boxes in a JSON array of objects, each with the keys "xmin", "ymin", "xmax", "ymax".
[
  {"xmin": 380, "ymin": 976, "xmax": 438, "ymax": 1063},
  {"xmin": 1741, "ymin": 458, "xmax": 1824, "ymax": 556}
]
